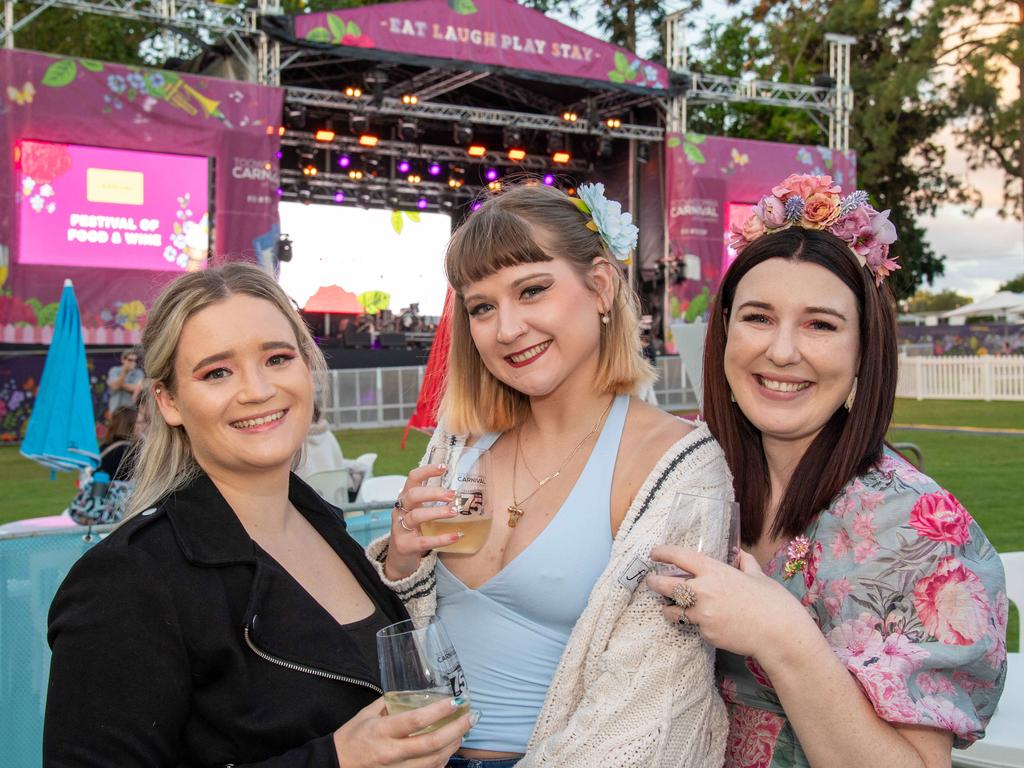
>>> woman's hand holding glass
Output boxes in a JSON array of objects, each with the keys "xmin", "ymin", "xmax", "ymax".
[
  {"xmin": 331, "ymin": 694, "xmax": 470, "ymax": 768},
  {"xmin": 384, "ymin": 463, "xmax": 463, "ymax": 580}
]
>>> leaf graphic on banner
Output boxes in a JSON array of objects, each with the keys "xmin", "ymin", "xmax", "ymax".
[
  {"xmin": 684, "ymin": 286, "xmax": 710, "ymax": 323},
  {"xmin": 405, "ymin": 211, "xmax": 421, "ymax": 223},
  {"xmin": 666, "ymin": 136, "xmax": 681, "ymax": 148},
  {"xmin": 684, "ymin": 132, "xmax": 706, "ymax": 144},
  {"xmin": 42, "ymin": 59, "xmax": 77, "ymax": 88},
  {"xmin": 683, "ymin": 142, "xmax": 706, "ymax": 164},
  {"xmin": 391, "ymin": 210, "xmax": 404, "ymax": 234},
  {"xmin": 448, "ymin": 0, "xmax": 478, "ymax": 15},
  {"xmin": 306, "ymin": 26, "xmax": 331, "ymax": 43},
  {"xmin": 346, "ymin": 21, "xmax": 362, "ymax": 37},
  {"xmin": 328, "ymin": 15, "xmax": 347, "ymax": 42},
  {"xmin": 609, "ymin": 51, "xmax": 638, "ymax": 83},
  {"xmin": 80, "ymin": 59, "xmax": 104, "ymax": 72},
  {"xmin": 608, "ymin": 71, "xmax": 625, "ymax": 83}
]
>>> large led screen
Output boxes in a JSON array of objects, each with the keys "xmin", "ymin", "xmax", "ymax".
[{"xmin": 16, "ymin": 140, "xmax": 210, "ymax": 271}]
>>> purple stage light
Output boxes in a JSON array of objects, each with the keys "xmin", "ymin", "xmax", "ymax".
[
  {"xmin": 542, "ymin": 174, "xmax": 555, "ymax": 186},
  {"xmin": 428, "ymin": 162, "xmax": 442, "ymax": 176},
  {"xmin": 338, "ymin": 155, "xmax": 351, "ymax": 169},
  {"xmin": 275, "ymin": 150, "xmax": 283, "ymax": 160},
  {"xmin": 398, "ymin": 159, "xmax": 411, "ymax": 174},
  {"xmin": 275, "ymin": 187, "xmax": 284, "ymax": 197},
  {"xmin": 334, "ymin": 191, "xmax": 345, "ymax": 203},
  {"xmin": 471, "ymin": 201, "xmax": 482, "ymax": 211},
  {"xmin": 417, "ymin": 197, "xmax": 429, "ymax": 210},
  {"xmin": 485, "ymin": 167, "xmax": 499, "ymax": 182}
]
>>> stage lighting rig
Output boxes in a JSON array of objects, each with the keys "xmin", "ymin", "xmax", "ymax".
[
  {"xmin": 546, "ymin": 133, "xmax": 564, "ymax": 154},
  {"xmin": 314, "ymin": 121, "xmax": 336, "ymax": 142},
  {"xmin": 277, "ymin": 235, "xmax": 293, "ymax": 262},
  {"xmin": 349, "ymin": 113, "xmax": 369, "ymax": 134},
  {"xmin": 596, "ymin": 135, "xmax": 613, "ymax": 159},
  {"xmin": 507, "ymin": 148, "xmax": 527, "ymax": 161},
  {"xmin": 284, "ymin": 104, "xmax": 306, "ymax": 129},
  {"xmin": 401, "ymin": 93, "xmax": 419, "ymax": 105},
  {"xmin": 363, "ymin": 68, "xmax": 387, "ymax": 104},
  {"xmin": 453, "ymin": 121, "xmax": 474, "ymax": 145},
  {"xmin": 605, "ymin": 117, "xmax": 622, "ymax": 129},
  {"xmin": 466, "ymin": 144, "xmax": 487, "ymax": 158},
  {"xmin": 344, "ymin": 85, "xmax": 363, "ymax": 98},
  {"xmin": 552, "ymin": 151, "xmax": 571, "ymax": 164},
  {"xmin": 397, "ymin": 117, "xmax": 419, "ymax": 141},
  {"xmin": 503, "ymin": 124, "xmax": 523, "ymax": 149},
  {"xmin": 358, "ymin": 134, "xmax": 380, "ymax": 148},
  {"xmin": 636, "ymin": 142, "xmax": 650, "ymax": 164}
]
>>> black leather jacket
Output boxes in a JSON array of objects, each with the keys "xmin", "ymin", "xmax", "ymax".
[{"xmin": 44, "ymin": 472, "xmax": 407, "ymax": 767}]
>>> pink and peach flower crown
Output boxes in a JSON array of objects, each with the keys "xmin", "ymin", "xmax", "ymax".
[{"xmin": 728, "ymin": 173, "xmax": 900, "ymax": 286}]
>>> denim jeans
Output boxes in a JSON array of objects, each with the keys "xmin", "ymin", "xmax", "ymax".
[{"xmin": 446, "ymin": 757, "xmax": 521, "ymax": 768}]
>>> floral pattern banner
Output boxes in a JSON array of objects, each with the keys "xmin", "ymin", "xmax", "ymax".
[
  {"xmin": 664, "ymin": 133, "xmax": 856, "ymax": 327},
  {"xmin": 0, "ymin": 48, "xmax": 283, "ymax": 336},
  {"xmin": 294, "ymin": 0, "xmax": 668, "ymax": 91}
]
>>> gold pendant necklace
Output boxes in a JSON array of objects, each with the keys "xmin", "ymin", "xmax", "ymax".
[{"xmin": 507, "ymin": 397, "xmax": 615, "ymax": 528}]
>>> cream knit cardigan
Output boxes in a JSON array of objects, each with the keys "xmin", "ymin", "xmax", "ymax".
[{"xmin": 365, "ymin": 420, "xmax": 731, "ymax": 767}]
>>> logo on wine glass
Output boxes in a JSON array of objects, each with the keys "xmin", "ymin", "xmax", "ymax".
[{"xmin": 456, "ymin": 490, "xmax": 484, "ymax": 516}]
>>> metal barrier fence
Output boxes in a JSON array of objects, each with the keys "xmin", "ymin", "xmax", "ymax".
[
  {"xmin": 322, "ymin": 355, "xmax": 700, "ymax": 429},
  {"xmin": 896, "ymin": 355, "xmax": 1024, "ymax": 401}
]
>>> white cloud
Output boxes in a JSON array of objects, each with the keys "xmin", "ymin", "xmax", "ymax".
[{"xmin": 920, "ymin": 205, "xmax": 1022, "ymax": 299}]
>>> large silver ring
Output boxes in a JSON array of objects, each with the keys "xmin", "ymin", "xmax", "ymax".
[
  {"xmin": 398, "ymin": 514, "xmax": 414, "ymax": 532},
  {"xmin": 671, "ymin": 581, "xmax": 698, "ymax": 610}
]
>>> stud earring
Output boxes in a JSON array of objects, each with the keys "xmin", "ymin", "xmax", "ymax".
[
  {"xmin": 844, "ymin": 377, "xmax": 858, "ymax": 412},
  {"xmin": 601, "ymin": 314, "xmax": 610, "ymax": 325}
]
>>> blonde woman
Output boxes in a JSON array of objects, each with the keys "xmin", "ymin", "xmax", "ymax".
[
  {"xmin": 45, "ymin": 264, "xmax": 471, "ymax": 767},
  {"xmin": 369, "ymin": 183, "xmax": 731, "ymax": 767}
]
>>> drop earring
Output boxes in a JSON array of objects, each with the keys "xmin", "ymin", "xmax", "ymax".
[{"xmin": 845, "ymin": 377, "xmax": 858, "ymax": 411}]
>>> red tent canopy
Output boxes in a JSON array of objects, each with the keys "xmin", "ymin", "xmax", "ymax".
[
  {"xmin": 303, "ymin": 285, "xmax": 364, "ymax": 314},
  {"xmin": 402, "ymin": 287, "xmax": 452, "ymax": 445}
]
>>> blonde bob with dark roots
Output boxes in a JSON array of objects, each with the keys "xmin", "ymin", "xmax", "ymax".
[
  {"xmin": 440, "ymin": 182, "xmax": 654, "ymax": 436},
  {"xmin": 126, "ymin": 263, "xmax": 326, "ymax": 518}
]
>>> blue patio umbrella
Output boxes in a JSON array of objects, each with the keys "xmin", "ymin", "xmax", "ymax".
[{"xmin": 20, "ymin": 279, "xmax": 99, "ymax": 473}]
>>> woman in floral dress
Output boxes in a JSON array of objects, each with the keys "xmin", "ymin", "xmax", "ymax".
[{"xmin": 647, "ymin": 174, "xmax": 1007, "ymax": 767}]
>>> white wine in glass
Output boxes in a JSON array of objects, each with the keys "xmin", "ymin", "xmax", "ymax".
[
  {"xmin": 655, "ymin": 492, "xmax": 741, "ymax": 576},
  {"xmin": 376, "ymin": 617, "xmax": 473, "ymax": 737},
  {"xmin": 419, "ymin": 445, "xmax": 492, "ymax": 554}
]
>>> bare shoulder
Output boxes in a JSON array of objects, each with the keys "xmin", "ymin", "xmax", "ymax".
[{"xmin": 611, "ymin": 399, "xmax": 695, "ymax": 520}]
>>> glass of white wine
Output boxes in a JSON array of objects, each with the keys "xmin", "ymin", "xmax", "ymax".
[
  {"xmin": 376, "ymin": 617, "xmax": 471, "ymax": 736},
  {"xmin": 420, "ymin": 445, "xmax": 492, "ymax": 555},
  {"xmin": 654, "ymin": 492, "xmax": 741, "ymax": 577}
]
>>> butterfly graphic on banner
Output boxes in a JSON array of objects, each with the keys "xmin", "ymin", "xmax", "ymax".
[{"xmin": 7, "ymin": 82, "xmax": 35, "ymax": 106}]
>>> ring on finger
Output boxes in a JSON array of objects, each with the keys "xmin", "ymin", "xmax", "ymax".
[
  {"xmin": 676, "ymin": 608, "xmax": 691, "ymax": 626},
  {"xmin": 671, "ymin": 581, "xmax": 698, "ymax": 610},
  {"xmin": 398, "ymin": 514, "xmax": 414, "ymax": 532},
  {"xmin": 393, "ymin": 497, "xmax": 408, "ymax": 513}
]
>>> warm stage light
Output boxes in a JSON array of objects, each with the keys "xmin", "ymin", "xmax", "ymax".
[
  {"xmin": 302, "ymin": 164, "xmax": 318, "ymax": 176},
  {"xmin": 349, "ymin": 169, "xmax": 364, "ymax": 180},
  {"xmin": 605, "ymin": 117, "xmax": 622, "ymax": 129},
  {"xmin": 507, "ymin": 148, "xmax": 527, "ymax": 161},
  {"xmin": 552, "ymin": 151, "xmax": 571, "ymax": 164},
  {"xmin": 467, "ymin": 145, "xmax": 487, "ymax": 157},
  {"xmin": 344, "ymin": 86, "xmax": 363, "ymax": 98},
  {"xmin": 448, "ymin": 177, "xmax": 464, "ymax": 189},
  {"xmin": 358, "ymin": 134, "xmax": 379, "ymax": 147},
  {"xmin": 402, "ymin": 93, "xmax": 419, "ymax": 105},
  {"xmin": 562, "ymin": 111, "xmax": 578, "ymax": 122},
  {"xmin": 407, "ymin": 173, "xmax": 422, "ymax": 183},
  {"xmin": 314, "ymin": 129, "xmax": 336, "ymax": 142}
]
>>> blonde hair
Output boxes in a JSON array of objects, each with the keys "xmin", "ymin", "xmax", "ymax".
[
  {"xmin": 440, "ymin": 182, "xmax": 653, "ymax": 435},
  {"xmin": 126, "ymin": 263, "xmax": 326, "ymax": 517}
]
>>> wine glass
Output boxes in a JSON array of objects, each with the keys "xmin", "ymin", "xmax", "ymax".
[
  {"xmin": 376, "ymin": 617, "xmax": 471, "ymax": 736},
  {"xmin": 654, "ymin": 492, "xmax": 741, "ymax": 577},
  {"xmin": 420, "ymin": 445, "xmax": 492, "ymax": 554}
]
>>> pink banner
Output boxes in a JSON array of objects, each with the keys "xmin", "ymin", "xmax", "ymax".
[
  {"xmin": 665, "ymin": 133, "xmax": 857, "ymax": 321},
  {"xmin": 295, "ymin": 0, "xmax": 668, "ymax": 91},
  {"xmin": 0, "ymin": 48, "xmax": 283, "ymax": 336}
]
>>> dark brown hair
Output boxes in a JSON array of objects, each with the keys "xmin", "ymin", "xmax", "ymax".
[
  {"xmin": 106, "ymin": 406, "xmax": 138, "ymax": 444},
  {"xmin": 703, "ymin": 227, "xmax": 898, "ymax": 544}
]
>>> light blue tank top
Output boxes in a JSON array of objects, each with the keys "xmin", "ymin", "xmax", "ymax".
[{"xmin": 435, "ymin": 394, "xmax": 628, "ymax": 753}]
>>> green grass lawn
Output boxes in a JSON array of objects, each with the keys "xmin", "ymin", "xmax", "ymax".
[{"xmin": 4, "ymin": 401, "xmax": 1021, "ymax": 646}]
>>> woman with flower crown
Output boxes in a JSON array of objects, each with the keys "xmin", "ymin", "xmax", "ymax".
[
  {"xmin": 366, "ymin": 181, "xmax": 731, "ymax": 767},
  {"xmin": 646, "ymin": 174, "xmax": 1007, "ymax": 767}
]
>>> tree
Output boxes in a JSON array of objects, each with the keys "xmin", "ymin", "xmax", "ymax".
[
  {"xmin": 905, "ymin": 289, "xmax": 973, "ymax": 313},
  {"xmin": 999, "ymin": 273, "xmax": 1024, "ymax": 292},
  {"xmin": 682, "ymin": 0, "xmax": 970, "ymax": 299},
  {"xmin": 947, "ymin": 0, "xmax": 1024, "ymax": 219}
]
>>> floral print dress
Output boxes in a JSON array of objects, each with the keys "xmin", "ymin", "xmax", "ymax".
[{"xmin": 718, "ymin": 449, "xmax": 1008, "ymax": 768}]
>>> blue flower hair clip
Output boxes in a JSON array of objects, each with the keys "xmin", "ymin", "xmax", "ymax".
[{"xmin": 571, "ymin": 182, "xmax": 639, "ymax": 262}]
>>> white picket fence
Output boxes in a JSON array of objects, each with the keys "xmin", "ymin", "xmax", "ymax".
[
  {"xmin": 897, "ymin": 355, "xmax": 1024, "ymax": 401},
  {"xmin": 322, "ymin": 356, "xmax": 700, "ymax": 429}
]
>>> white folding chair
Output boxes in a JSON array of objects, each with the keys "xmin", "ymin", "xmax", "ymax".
[
  {"xmin": 953, "ymin": 551, "xmax": 1024, "ymax": 767},
  {"xmin": 304, "ymin": 468, "xmax": 352, "ymax": 508},
  {"xmin": 354, "ymin": 475, "xmax": 406, "ymax": 513}
]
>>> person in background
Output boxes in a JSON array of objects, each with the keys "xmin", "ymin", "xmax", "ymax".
[
  {"xmin": 98, "ymin": 406, "xmax": 137, "ymax": 482},
  {"xmin": 46, "ymin": 263, "xmax": 471, "ymax": 767},
  {"xmin": 106, "ymin": 348, "xmax": 144, "ymax": 415},
  {"xmin": 372, "ymin": 182, "xmax": 730, "ymax": 767},
  {"xmin": 648, "ymin": 174, "xmax": 1007, "ymax": 767}
]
